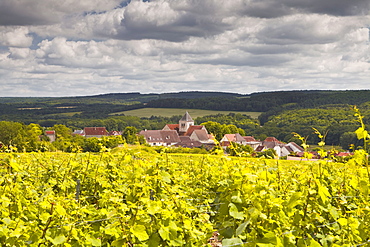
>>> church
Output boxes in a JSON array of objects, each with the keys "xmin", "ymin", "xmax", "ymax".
[{"xmin": 138, "ymin": 112, "xmax": 215, "ymax": 148}]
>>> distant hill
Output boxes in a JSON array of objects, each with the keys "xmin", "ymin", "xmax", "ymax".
[
  {"xmin": 0, "ymin": 91, "xmax": 243, "ymax": 104},
  {"xmin": 146, "ymin": 90, "xmax": 370, "ymax": 113},
  {"xmin": 1, "ymin": 90, "xmax": 370, "ymax": 125}
]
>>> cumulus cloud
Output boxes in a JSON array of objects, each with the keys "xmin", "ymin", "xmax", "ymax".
[
  {"xmin": 0, "ymin": 0, "xmax": 369, "ymax": 97},
  {"xmin": 0, "ymin": 27, "xmax": 33, "ymax": 47},
  {"xmin": 0, "ymin": 0, "xmax": 123, "ymax": 25},
  {"xmin": 233, "ymin": 0, "xmax": 370, "ymax": 18}
]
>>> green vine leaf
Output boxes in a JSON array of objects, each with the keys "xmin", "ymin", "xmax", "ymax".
[
  {"xmin": 229, "ymin": 203, "xmax": 244, "ymax": 220},
  {"xmin": 222, "ymin": 238, "xmax": 243, "ymax": 246},
  {"xmin": 50, "ymin": 235, "xmax": 66, "ymax": 245},
  {"xmin": 131, "ymin": 224, "xmax": 149, "ymax": 242}
]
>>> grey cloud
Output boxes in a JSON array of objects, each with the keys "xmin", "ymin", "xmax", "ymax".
[
  {"xmin": 241, "ymin": 45, "xmax": 301, "ymax": 55},
  {"xmin": 0, "ymin": 27, "xmax": 33, "ymax": 47},
  {"xmin": 0, "ymin": 0, "xmax": 122, "ymax": 26},
  {"xmin": 116, "ymin": 1, "xmax": 231, "ymax": 42},
  {"xmin": 0, "ymin": 0, "xmax": 369, "ymax": 97},
  {"xmin": 256, "ymin": 14, "xmax": 355, "ymax": 45},
  {"xmin": 239, "ymin": 0, "xmax": 370, "ymax": 19},
  {"xmin": 194, "ymin": 53, "xmax": 290, "ymax": 67},
  {"xmin": 283, "ymin": 0, "xmax": 370, "ymax": 16}
]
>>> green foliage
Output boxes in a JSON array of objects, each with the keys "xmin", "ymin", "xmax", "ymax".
[
  {"xmin": 1, "ymin": 148, "xmax": 370, "ymax": 246},
  {"xmin": 82, "ymin": 137, "xmax": 104, "ymax": 152},
  {"xmin": 122, "ymin": 126, "xmax": 139, "ymax": 144},
  {"xmin": 201, "ymin": 121, "xmax": 245, "ymax": 141},
  {"xmin": 262, "ymin": 107, "xmax": 358, "ymax": 145},
  {"xmin": 154, "ymin": 146, "xmax": 209, "ymax": 154},
  {"xmin": 0, "ymin": 121, "xmax": 25, "ymax": 148},
  {"xmin": 340, "ymin": 131, "xmax": 358, "ymax": 150},
  {"xmin": 226, "ymin": 142, "xmax": 254, "ymax": 157},
  {"xmin": 254, "ymin": 148, "xmax": 277, "ymax": 159},
  {"xmin": 53, "ymin": 124, "xmax": 72, "ymax": 139},
  {"xmin": 312, "ymin": 127, "xmax": 328, "ymax": 158},
  {"xmin": 196, "ymin": 113, "xmax": 259, "ymax": 133}
]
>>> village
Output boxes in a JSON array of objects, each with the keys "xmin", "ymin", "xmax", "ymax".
[
  {"xmin": 40, "ymin": 112, "xmax": 356, "ymax": 159},
  {"xmin": 138, "ymin": 112, "xmax": 308, "ymax": 158},
  {"xmin": 40, "ymin": 112, "xmax": 312, "ymax": 158}
]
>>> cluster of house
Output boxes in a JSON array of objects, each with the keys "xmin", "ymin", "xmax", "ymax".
[
  {"xmin": 44, "ymin": 127, "xmax": 122, "ymax": 142},
  {"xmin": 139, "ymin": 112, "xmax": 215, "ymax": 149},
  {"xmin": 41, "ymin": 112, "xmax": 354, "ymax": 159},
  {"xmin": 138, "ymin": 112, "xmax": 305, "ymax": 157}
]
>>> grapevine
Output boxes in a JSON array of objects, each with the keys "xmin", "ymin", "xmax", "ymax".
[{"xmin": 0, "ymin": 150, "xmax": 369, "ymax": 246}]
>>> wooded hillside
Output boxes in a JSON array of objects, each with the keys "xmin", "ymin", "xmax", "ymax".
[{"xmin": 1, "ymin": 90, "xmax": 370, "ymax": 148}]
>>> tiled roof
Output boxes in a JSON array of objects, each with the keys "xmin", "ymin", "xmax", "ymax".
[
  {"xmin": 243, "ymin": 136, "xmax": 257, "ymax": 142},
  {"xmin": 224, "ymin": 133, "xmax": 245, "ymax": 142},
  {"xmin": 139, "ymin": 130, "xmax": 162, "ymax": 142},
  {"xmin": 285, "ymin": 146, "xmax": 294, "ymax": 153},
  {"xmin": 45, "ymin": 131, "xmax": 55, "ymax": 135},
  {"xmin": 179, "ymin": 136, "xmax": 192, "ymax": 142},
  {"xmin": 264, "ymin": 137, "xmax": 282, "ymax": 143},
  {"xmin": 163, "ymin": 124, "xmax": 179, "ymax": 131},
  {"xmin": 108, "ymin": 131, "xmax": 122, "ymax": 136},
  {"xmin": 286, "ymin": 142, "xmax": 304, "ymax": 152},
  {"xmin": 191, "ymin": 129, "xmax": 209, "ymax": 141},
  {"xmin": 139, "ymin": 130, "xmax": 180, "ymax": 143},
  {"xmin": 180, "ymin": 111, "xmax": 193, "ymax": 122},
  {"xmin": 175, "ymin": 136, "xmax": 203, "ymax": 148},
  {"xmin": 185, "ymin": 125, "xmax": 204, "ymax": 136},
  {"xmin": 160, "ymin": 130, "xmax": 181, "ymax": 143},
  {"xmin": 84, "ymin": 127, "xmax": 108, "ymax": 136}
]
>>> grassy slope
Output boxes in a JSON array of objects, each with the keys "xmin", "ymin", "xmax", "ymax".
[{"xmin": 110, "ymin": 108, "xmax": 262, "ymax": 119}]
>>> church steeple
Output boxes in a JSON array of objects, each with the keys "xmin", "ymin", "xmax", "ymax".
[{"xmin": 179, "ymin": 111, "xmax": 194, "ymax": 133}]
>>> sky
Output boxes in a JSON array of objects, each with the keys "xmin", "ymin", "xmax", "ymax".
[{"xmin": 0, "ymin": 0, "xmax": 369, "ymax": 97}]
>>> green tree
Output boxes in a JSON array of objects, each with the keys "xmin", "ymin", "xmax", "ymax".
[
  {"xmin": 101, "ymin": 135, "xmax": 124, "ymax": 149},
  {"xmin": 83, "ymin": 137, "xmax": 103, "ymax": 152},
  {"xmin": 226, "ymin": 142, "xmax": 254, "ymax": 157},
  {"xmin": 221, "ymin": 124, "xmax": 245, "ymax": 136},
  {"xmin": 201, "ymin": 121, "xmax": 223, "ymax": 140},
  {"xmin": 53, "ymin": 124, "xmax": 72, "ymax": 139},
  {"xmin": 201, "ymin": 121, "xmax": 245, "ymax": 140},
  {"xmin": 0, "ymin": 121, "xmax": 25, "ymax": 151},
  {"xmin": 24, "ymin": 123, "xmax": 44, "ymax": 152},
  {"xmin": 256, "ymin": 148, "xmax": 277, "ymax": 159},
  {"xmin": 122, "ymin": 126, "xmax": 138, "ymax": 144}
]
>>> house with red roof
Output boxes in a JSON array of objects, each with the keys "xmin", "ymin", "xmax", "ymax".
[
  {"xmin": 139, "ymin": 130, "xmax": 181, "ymax": 146},
  {"xmin": 45, "ymin": 130, "xmax": 56, "ymax": 142},
  {"xmin": 108, "ymin": 130, "xmax": 123, "ymax": 136},
  {"xmin": 243, "ymin": 136, "xmax": 260, "ymax": 149},
  {"xmin": 220, "ymin": 133, "xmax": 247, "ymax": 147},
  {"xmin": 83, "ymin": 127, "xmax": 108, "ymax": 138},
  {"xmin": 140, "ymin": 112, "xmax": 215, "ymax": 147},
  {"xmin": 174, "ymin": 136, "xmax": 203, "ymax": 148},
  {"xmin": 254, "ymin": 137, "xmax": 304, "ymax": 157}
]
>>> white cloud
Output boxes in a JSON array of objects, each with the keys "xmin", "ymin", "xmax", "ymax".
[
  {"xmin": 0, "ymin": 0, "xmax": 123, "ymax": 25},
  {"xmin": 0, "ymin": 27, "xmax": 33, "ymax": 47},
  {"xmin": 0, "ymin": 0, "xmax": 369, "ymax": 97}
]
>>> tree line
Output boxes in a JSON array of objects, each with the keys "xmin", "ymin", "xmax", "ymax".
[
  {"xmin": 0, "ymin": 122, "xmax": 144, "ymax": 153},
  {"xmin": 1, "ymin": 90, "xmax": 370, "ymax": 151},
  {"xmin": 1, "ymin": 105, "xmax": 368, "ymax": 154}
]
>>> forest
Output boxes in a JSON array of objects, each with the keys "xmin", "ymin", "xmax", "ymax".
[{"xmin": 0, "ymin": 90, "xmax": 370, "ymax": 150}]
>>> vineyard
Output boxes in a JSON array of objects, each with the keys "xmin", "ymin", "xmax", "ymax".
[{"xmin": 1, "ymin": 148, "xmax": 370, "ymax": 246}]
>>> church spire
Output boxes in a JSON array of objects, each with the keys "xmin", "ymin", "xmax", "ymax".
[
  {"xmin": 179, "ymin": 111, "xmax": 194, "ymax": 133},
  {"xmin": 180, "ymin": 111, "xmax": 193, "ymax": 122}
]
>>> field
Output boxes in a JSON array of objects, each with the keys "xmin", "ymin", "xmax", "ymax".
[
  {"xmin": 1, "ymin": 148, "xmax": 370, "ymax": 246},
  {"xmin": 110, "ymin": 108, "xmax": 262, "ymax": 119}
]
